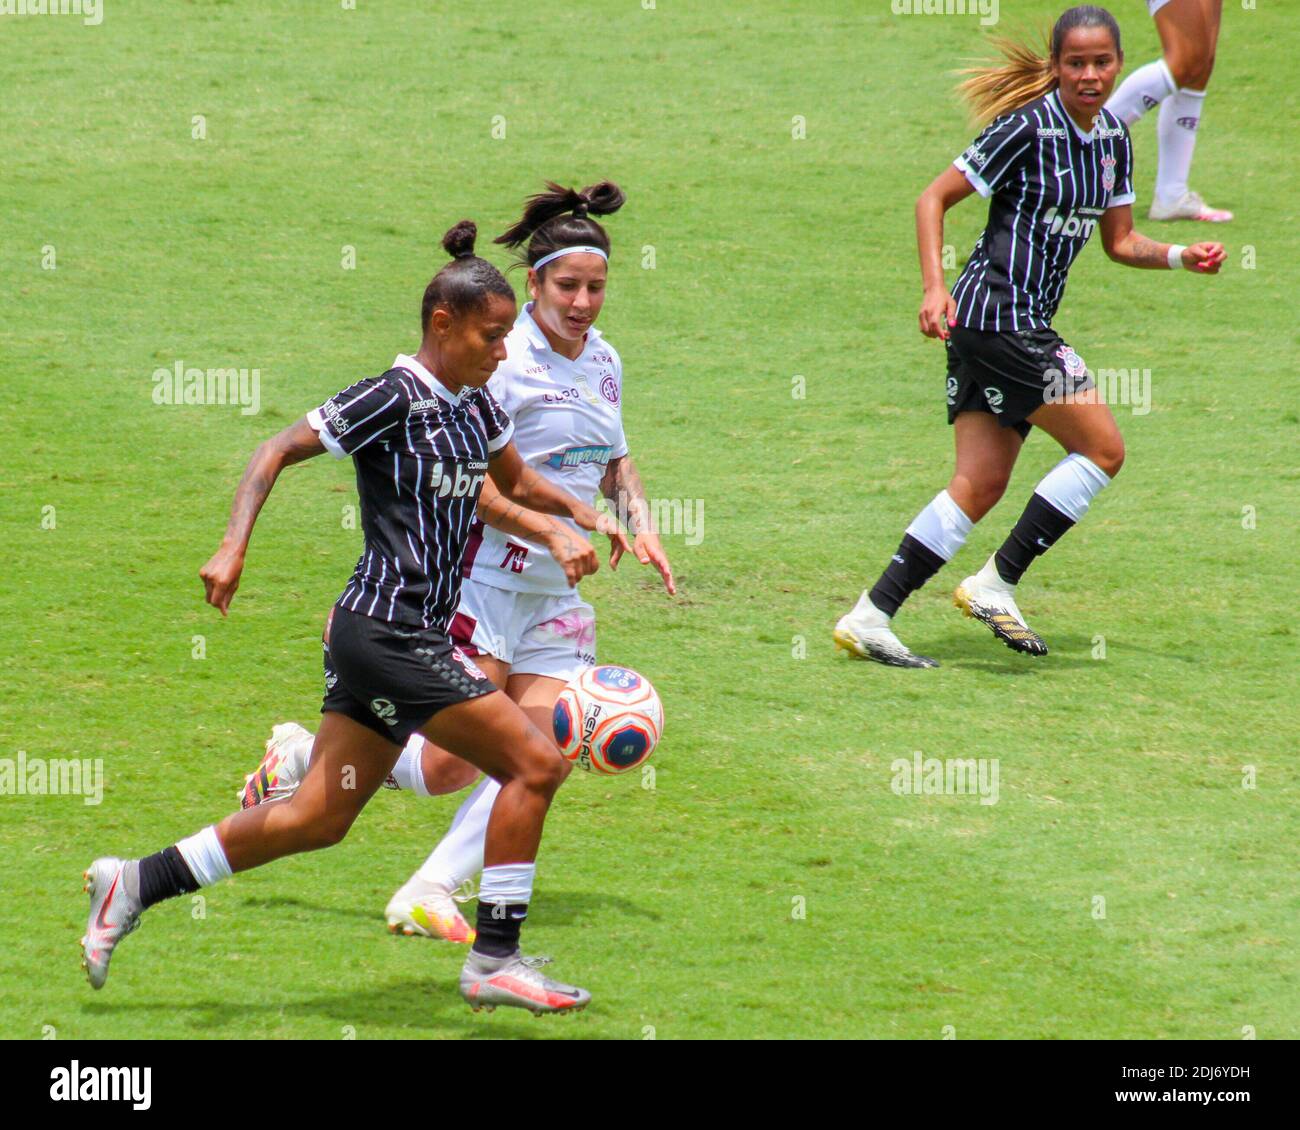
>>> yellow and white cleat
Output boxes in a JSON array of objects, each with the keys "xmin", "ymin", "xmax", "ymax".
[
  {"xmin": 385, "ymin": 875, "xmax": 476, "ymax": 944},
  {"xmin": 834, "ymin": 611, "xmax": 939, "ymax": 668},
  {"xmin": 954, "ymin": 576, "xmax": 1047, "ymax": 656},
  {"xmin": 240, "ymin": 722, "xmax": 313, "ymax": 809}
]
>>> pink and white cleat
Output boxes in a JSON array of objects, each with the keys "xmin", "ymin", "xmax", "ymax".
[
  {"xmin": 1149, "ymin": 190, "xmax": 1233, "ymax": 223},
  {"xmin": 81, "ymin": 857, "xmax": 143, "ymax": 990}
]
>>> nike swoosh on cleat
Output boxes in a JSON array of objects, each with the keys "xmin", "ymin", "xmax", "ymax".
[{"xmin": 94, "ymin": 871, "xmax": 120, "ymax": 931}]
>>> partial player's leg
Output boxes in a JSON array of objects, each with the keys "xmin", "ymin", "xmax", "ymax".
[
  {"xmin": 420, "ymin": 690, "xmax": 588, "ymax": 1013},
  {"xmin": 956, "ymin": 392, "xmax": 1121, "ymax": 656},
  {"xmin": 82, "ymin": 711, "xmax": 399, "ymax": 989},
  {"xmin": 1150, "ymin": 0, "xmax": 1232, "ymax": 221},
  {"xmin": 836, "ymin": 399, "xmax": 1021, "ymax": 667}
]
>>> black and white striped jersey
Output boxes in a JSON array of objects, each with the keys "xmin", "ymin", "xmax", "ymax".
[
  {"xmin": 950, "ymin": 90, "xmax": 1135, "ymax": 332},
  {"xmin": 307, "ymin": 354, "xmax": 514, "ymax": 630}
]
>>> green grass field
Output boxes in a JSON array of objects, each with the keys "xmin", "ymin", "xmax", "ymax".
[{"xmin": 2, "ymin": 0, "xmax": 1296, "ymax": 1040}]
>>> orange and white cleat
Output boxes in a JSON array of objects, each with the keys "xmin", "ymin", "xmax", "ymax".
[
  {"xmin": 385, "ymin": 875, "xmax": 476, "ymax": 944},
  {"xmin": 1148, "ymin": 190, "xmax": 1233, "ymax": 223},
  {"xmin": 459, "ymin": 951, "xmax": 590, "ymax": 1015},
  {"xmin": 240, "ymin": 722, "xmax": 313, "ymax": 809}
]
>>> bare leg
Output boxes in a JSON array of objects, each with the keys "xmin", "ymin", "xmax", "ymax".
[
  {"xmin": 416, "ymin": 653, "xmax": 507, "ymax": 795},
  {"xmin": 1025, "ymin": 396, "xmax": 1125, "ymax": 478},
  {"xmin": 216, "ymin": 711, "xmax": 400, "ymax": 871},
  {"xmin": 945, "ymin": 411, "xmax": 1025, "ymax": 522}
]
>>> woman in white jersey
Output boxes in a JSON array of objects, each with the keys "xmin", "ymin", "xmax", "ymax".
[
  {"xmin": 1105, "ymin": 0, "xmax": 1230, "ymax": 221},
  {"xmin": 240, "ymin": 181, "xmax": 676, "ymax": 944}
]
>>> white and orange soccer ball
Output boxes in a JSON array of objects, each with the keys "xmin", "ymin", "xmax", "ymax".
[{"xmin": 552, "ymin": 665, "xmax": 663, "ymax": 775}]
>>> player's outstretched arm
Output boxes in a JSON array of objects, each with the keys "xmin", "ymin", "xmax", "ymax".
[
  {"xmin": 199, "ymin": 417, "xmax": 326, "ymax": 615},
  {"xmin": 600, "ymin": 454, "xmax": 675, "ymax": 595},
  {"xmin": 488, "ymin": 441, "xmax": 631, "ymax": 559},
  {"xmin": 1100, "ymin": 204, "xmax": 1225, "ymax": 273},
  {"xmin": 475, "ymin": 475, "xmax": 599, "ymax": 587}
]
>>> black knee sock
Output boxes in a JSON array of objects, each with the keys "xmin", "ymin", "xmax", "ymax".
[
  {"xmin": 473, "ymin": 902, "xmax": 528, "ymax": 958},
  {"xmin": 994, "ymin": 493, "xmax": 1076, "ymax": 585},
  {"xmin": 137, "ymin": 846, "xmax": 200, "ymax": 909},
  {"xmin": 868, "ymin": 534, "xmax": 947, "ymax": 617}
]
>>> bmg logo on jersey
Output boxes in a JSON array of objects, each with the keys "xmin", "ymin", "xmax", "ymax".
[
  {"xmin": 1042, "ymin": 205, "xmax": 1104, "ymax": 238},
  {"xmin": 428, "ymin": 459, "xmax": 487, "ymax": 499}
]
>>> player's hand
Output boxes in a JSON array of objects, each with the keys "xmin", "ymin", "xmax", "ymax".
[
  {"xmin": 545, "ymin": 527, "xmax": 600, "ymax": 588},
  {"xmin": 1183, "ymin": 242, "xmax": 1226, "ymax": 274},
  {"xmin": 200, "ymin": 543, "xmax": 245, "ymax": 616},
  {"xmin": 919, "ymin": 286, "xmax": 957, "ymax": 340},
  {"xmin": 632, "ymin": 531, "xmax": 676, "ymax": 596},
  {"xmin": 595, "ymin": 512, "xmax": 632, "ymax": 570}
]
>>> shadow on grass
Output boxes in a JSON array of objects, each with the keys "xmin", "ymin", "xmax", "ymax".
[
  {"xmin": 927, "ymin": 630, "xmax": 1197, "ymax": 670},
  {"xmin": 79, "ymin": 979, "xmax": 586, "ymax": 1039},
  {"xmin": 236, "ymin": 890, "xmax": 661, "ymax": 926}
]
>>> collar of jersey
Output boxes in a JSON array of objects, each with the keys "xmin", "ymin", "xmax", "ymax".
[
  {"xmin": 1049, "ymin": 89, "xmax": 1100, "ymax": 145},
  {"xmin": 393, "ymin": 353, "xmax": 465, "ymax": 405},
  {"xmin": 517, "ymin": 302, "xmax": 602, "ymax": 361}
]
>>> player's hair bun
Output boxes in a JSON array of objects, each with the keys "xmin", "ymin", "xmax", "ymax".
[
  {"xmin": 442, "ymin": 220, "xmax": 478, "ymax": 260},
  {"xmin": 579, "ymin": 181, "xmax": 626, "ymax": 218}
]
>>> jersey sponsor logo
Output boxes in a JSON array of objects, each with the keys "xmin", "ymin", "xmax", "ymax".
[
  {"xmin": 321, "ymin": 398, "xmax": 351, "ymax": 434},
  {"xmin": 1053, "ymin": 344, "xmax": 1088, "ymax": 380},
  {"xmin": 543, "ymin": 388, "xmax": 582, "ymax": 404},
  {"xmin": 1036, "ymin": 127, "xmax": 1067, "ymax": 139},
  {"xmin": 591, "ymin": 352, "xmax": 614, "ymax": 364},
  {"xmin": 428, "ymin": 459, "xmax": 488, "ymax": 499},
  {"xmin": 370, "ymin": 698, "xmax": 398, "ymax": 726},
  {"xmin": 983, "ymin": 387, "xmax": 1004, "ymax": 413},
  {"xmin": 1096, "ymin": 126, "xmax": 1124, "ymax": 138},
  {"xmin": 1101, "ymin": 155, "xmax": 1117, "ymax": 192},
  {"xmin": 500, "ymin": 542, "xmax": 530, "ymax": 574},
  {"xmin": 544, "ymin": 444, "xmax": 614, "ymax": 470},
  {"xmin": 523, "ymin": 363, "xmax": 551, "ymax": 375},
  {"xmin": 1042, "ymin": 205, "xmax": 1103, "ymax": 238},
  {"xmin": 409, "ymin": 397, "xmax": 442, "ymax": 413},
  {"xmin": 599, "ymin": 374, "xmax": 619, "ymax": 405},
  {"xmin": 962, "ymin": 143, "xmax": 989, "ymax": 168}
]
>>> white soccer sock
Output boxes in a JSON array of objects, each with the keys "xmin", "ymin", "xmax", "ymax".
[
  {"xmin": 1105, "ymin": 58, "xmax": 1176, "ymax": 125},
  {"xmin": 906, "ymin": 489, "xmax": 974, "ymax": 561},
  {"xmin": 1035, "ymin": 453, "xmax": 1112, "ymax": 522},
  {"xmin": 416, "ymin": 775, "xmax": 498, "ymax": 887},
  {"xmin": 851, "ymin": 589, "xmax": 890, "ymax": 626},
  {"xmin": 1156, "ymin": 87, "xmax": 1207, "ymax": 203},
  {"xmin": 387, "ymin": 735, "xmax": 430, "ymax": 797},
  {"xmin": 176, "ymin": 825, "xmax": 233, "ymax": 887},
  {"xmin": 479, "ymin": 862, "xmax": 536, "ymax": 905}
]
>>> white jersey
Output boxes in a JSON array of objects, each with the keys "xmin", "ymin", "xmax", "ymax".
[{"xmin": 463, "ymin": 302, "xmax": 628, "ymax": 595}]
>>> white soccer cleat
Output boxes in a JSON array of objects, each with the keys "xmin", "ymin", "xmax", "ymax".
[
  {"xmin": 460, "ymin": 950, "xmax": 591, "ymax": 1015},
  {"xmin": 953, "ymin": 574, "xmax": 1048, "ymax": 656},
  {"xmin": 81, "ymin": 857, "xmax": 143, "ymax": 990},
  {"xmin": 240, "ymin": 722, "xmax": 313, "ymax": 808},
  {"xmin": 1148, "ymin": 190, "xmax": 1233, "ymax": 223},
  {"xmin": 385, "ymin": 874, "xmax": 476, "ymax": 944},
  {"xmin": 833, "ymin": 606, "xmax": 939, "ymax": 668}
]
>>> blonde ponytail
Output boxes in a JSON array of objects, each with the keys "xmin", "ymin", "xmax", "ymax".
[{"xmin": 955, "ymin": 30, "xmax": 1055, "ymax": 124}]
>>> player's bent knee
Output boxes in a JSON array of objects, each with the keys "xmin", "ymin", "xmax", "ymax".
[{"xmin": 1091, "ymin": 441, "xmax": 1125, "ymax": 480}]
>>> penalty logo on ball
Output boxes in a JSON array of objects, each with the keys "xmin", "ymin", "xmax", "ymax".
[{"xmin": 552, "ymin": 665, "xmax": 663, "ymax": 775}]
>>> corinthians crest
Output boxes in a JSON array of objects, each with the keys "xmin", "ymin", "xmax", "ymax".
[{"xmin": 1101, "ymin": 154, "xmax": 1117, "ymax": 193}]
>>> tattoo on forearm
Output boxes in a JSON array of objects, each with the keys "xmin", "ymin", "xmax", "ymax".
[
  {"xmin": 1128, "ymin": 234, "xmax": 1169, "ymax": 268},
  {"xmin": 602, "ymin": 456, "xmax": 651, "ymax": 535},
  {"xmin": 224, "ymin": 448, "xmax": 276, "ymax": 546}
]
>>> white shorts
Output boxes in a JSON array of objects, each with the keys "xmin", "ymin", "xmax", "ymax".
[
  {"xmin": 448, "ymin": 583, "xmax": 596, "ymax": 683},
  {"xmin": 1148, "ymin": 0, "xmax": 1172, "ymax": 16}
]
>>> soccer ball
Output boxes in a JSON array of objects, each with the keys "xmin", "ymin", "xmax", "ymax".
[{"xmin": 552, "ymin": 665, "xmax": 663, "ymax": 775}]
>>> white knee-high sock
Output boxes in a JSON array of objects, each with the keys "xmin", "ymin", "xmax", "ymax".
[
  {"xmin": 1156, "ymin": 87, "xmax": 1207, "ymax": 203},
  {"xmin": 387, "ymin": 735, "xmax": 430, "ymax": 796},
  {"xmin": 176, "ymin": 826, "xmax": 232, "ymax": 887},
  {"xmin": 1105, "ymin": 58, "xmax": 1176, "ymax": 125},
  {"xmin": 416, "ymin": 775, "xmax": 498, "ymax": 887}
]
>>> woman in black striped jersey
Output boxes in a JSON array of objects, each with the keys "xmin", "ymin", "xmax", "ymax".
[
  {"xmin": 81, "ymin": 221, "xmax": 629, "ymax": 1015},
  {"xmin": 835, "ymin": 4, "xmax": 1224, "ymax": 668}
]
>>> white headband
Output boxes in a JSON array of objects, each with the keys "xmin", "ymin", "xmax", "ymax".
[{"xmin": 531, "ymin": 245, "xmax": 608, "ymax": 272}]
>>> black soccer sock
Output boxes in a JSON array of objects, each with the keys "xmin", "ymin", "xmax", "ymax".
[
  {"xmin": 473, "ymin": 902, "xmax": 528, "ymax": 958},
  {"xmin": 994, "ymin": 492, "xmax": 1077, "ymax": 585},
  {"xmin": 868, "ymin": 534, "xmax": 947, "ymax": 618},
  {"xmin": 137, "ymin": 846, "xmax": 201, "ymax": 909}
]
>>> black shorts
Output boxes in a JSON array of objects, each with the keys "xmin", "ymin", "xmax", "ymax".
[
  {"xmin": 945, "ymin": 324, "xmax": 1094, "ymax": 439},
  {"xmin": 321, "ymin": 604, "xmax": 496, "ymax": 745}
]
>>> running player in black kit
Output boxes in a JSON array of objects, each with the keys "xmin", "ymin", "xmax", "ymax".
[
  {"xmin": 81, "ymin": 221, "xmax": 629, "ymax": 1014},
  {"xmin": 835, "ymin": 4, "xmax": 1225, "ymax": 667}
]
